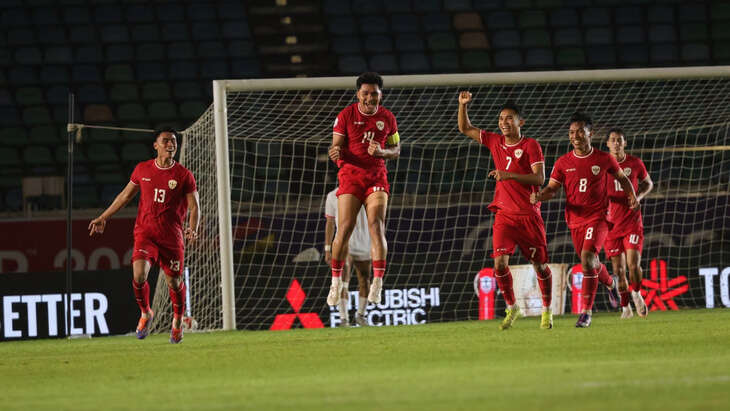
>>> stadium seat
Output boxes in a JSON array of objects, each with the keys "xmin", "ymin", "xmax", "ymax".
[
  {"xmin": 117, "ymin": 103, "xmax": 147, "ymax": 122},
  {"xmin": 192, "ymin": 21, "xmax": 221, "ymax": 41},
  {"xmin": 4, "ymin": 188, "xmax": 22, "ymax": 211},
  {"xmin": 167, "ymin": 61, "xmax": 196, "ymax": 80},
  {"xmin": 364, "ymin": 35, "xmax": 393, "ymax": 53},
  {"xmin": 472, "ymin": 0, "xmax": 501, "ymax": 11},
  {"xmin": 712, "ymin": 24, "xmax": 730, "ymax": 41},
  {"xmin": 83, "ymin": 104, "xmax": 114, "ymax": 123},
  {"xmin": 136, "ymin": 43, "xmax": 165, "ymax": 61},
  {"xmin": 0, "ymin": 107, "xmax": 22, "ymax": 127},
  {"xmin": 427, "ymin": 33, "xmax": 458, "ymax": 51},
  {"xmin": 155, "ymin": 3, "xmax": 185, "ymax": 22},
  {"xmin": 126, "ymin": 4, "xmax": 154, "ymax": 23},
  {"xmin": 650, "ymin": 43, "xmax": 678, "ymax": 64},
  {"xmin": 55, "ymin": 144, "xmax": 87, "ymax": 164},
  {"xmin": 616, "ymin": 26, "xmax": 645, "ymax": 44},
  {"xmin": 585, "ymin": 27, "xmax": 613, "ymax": 45},
  {"xmin": 0, "ymin": 148, "xmax": 22, "ymax": 167},
  {"xmin": 444, "ymin": 0, "xmax": 473, "ymax": 12},
  {"xmin": 430, "ymin": 52, "xmax": 460, "ymax": 72},
  {"xmin": 94, "ymin": 171, "xmax": 126, "ymax": 185},
  {"xmin": 581, "ymin": 8, "xmax": 611, "ymax": 26},
  {"xmin": 37, "ymin": 26, "xmax": 67, "ymax": 45},
  {"xmin": 162, "ymin": 23, "xmax": 190, "ymax": 41},
  {"xmin": 131, "ymin": 24, "xmax": 161, "ymax": 43},
  {"xmin": 453, "ymin": 12, "xmax": 484, "ymax": 31},
  {"xmin": 147, "ymin": 102, "xmax": 177, "ymax": 120},
  {"xmin": 40, "ymin": 65, "xmax": 69, "ymax": 84},
  {"xmin": 173, "ymin": 82, "xmax": 203, "ymax": 99},
  {"xmin": 522, "ymin": 29, "xmax": 551, "ymax": 47},
  {"xmin": 332, "ymin": 36, "xmax": 362, "ymax": 54},
  {"xmin": 714, "ymin": 41, "xmax": 730, "ymax": 63},
  {"xmin": 391, "ymin": 14, "xmax": 419, "ymax": 33},
  {"xmin": 462, "ymin": 50, "xmax": 492, "ymax": 71},
  {"xmin": 8, "ymin": 28, "xmax": 36, "ymax": 46},
  {"xmin": 101, "ymin": 25, "xmax": 130, "ymax": 43},
  {"xmin": 142, "ymin": 82, "xmax": 172, "ymax": 101},
  {"xmin": 328, "ymin": 16, "xmax": 357, "ymax": 36},
  {"xmin": 75, "ymin": 45, "xmax": 103, "ymax": 63},
  {"xmin": 105, "ymin": 44, "xmax": 135, "ymax": 62},
  {"xmin": 494, "ymin": 49, "xmax": 522, "ymax": 68},
  {"xmin": 678, "ymin": 3, "xmax": 707, "ymax": 23},
  {"xmin": 615, "ymin": 6, "xmax": 642, "ymax": 25},
  {"xmin": 70, "ymin": 26, "xmax": 95, "ymax": 44},
  {"xmin": 681, "ymin": 43, "xmax": 710, "ymax": 62},
  {"xmin": 15, "ymin": 87, "xmax": 44, "ymax": 106},
  {"xmin": 187, "ymin": 3, "xmax": 217, "ymax": 21},
  {"xmin": 485, "ymin": 11, "xmax": 516, "ymax": 30},
  {"xmin": 197, "ymin": 41, "xmax": 226, "ymax": 59},
  {"xmin": 648, "ymin": 5, "xmax": 675, "ymax": 24},
  {"xmin": 72, "ymin": 185, "xmax": 99, "ymax": 208},
  {"xmin": 586, "ymin": 46, "xmax": 617, "ymax": 65},
  {"xmin": 618, "ymin": 44, "xmax": 649, "ymax": 65},
  {"xmin": 399, "ymin": 52, "xmax": 430, "ymax": 73},
  {"xmin": 100, "ymin": 184, "xmax": 121, "ymax": 205},
  {"xmin": 200, "ymin": 60, "xmax": 229, "ymax": 79},
  {"xmin": 491, "ymin": 30, "xmax": 521, "ymax": 49},
  {"xmin": 168, "ymin": 42, "xmax": 196, "ymax": 60},
  {"xmin": 518, "ymin": 10, "xmax": 547, "ymax": 28},
  {"xmin": 460, "ymin": 32, "xmax": 489, "ymax": 50},
  {"xmin": 0, "ymin": 89, "xmax": 11, "ymax": 106},
  {"xmin": 218, "ymin": 1, "xmax": 247, "ymax": 20},
  {"xmin": 179, "ymin": 101, "xmax": 208, "ymax": 119},
  {"xmin": 88, "ymin": 127, "xmax": 120, "ymax": 143},
  {"xmin": 23, "ymin": 145, "xmax": 55, "ymax": 165},
  {"xmin": 504, "ymin": 0, "xmax": 532, "ymax": 10},
  {"xmin": 94, "ymin": 4, "xmax": 123, "ymax": 23},
  {"xmin": 230, "ymin": 59, "xmax": 261, "ymax": 78},
  {"xmin": 86, "ymin": 144, "xmax": 119, "ymax": 163},
  {"xmin": 228, "ymin": 40, "xmax": 255, "ymax": 57},
  {"xmin": 73, "ymin": 65, "xmax": 102, "ymax": 83},
  {"xmin": 15, "ymin": 47, "xmax": 43, "ymax": 64},
  {"xmin": 525, "ymin": 48, "xmax": 554, "ymax": 67},
  {"xmin": 32, "ymin": 7, "xmax": 58, "ymax": 25},
  {"xmin": 549, "ymin": 8, "xmax": 579, "ymax": 28},
  {"xmin": 359, "ymin": 16, "xmax": 388, "ymax": 34},
  {"xmin": 77, "ymin": 84, "xmax": 106, "ymax": 105},
  {"xmin": 137, "ymin": 62, "xmax": 167, "ymax": 81},
  {"xmin": 554, "ymin": 28, "xmax": 583, "ymax": 46},
  {"xmin": 221, "ymin": 21, "xmax": 250, "ymax": 39},
  {"xmin": 369, "ymin": 54, "xmax": 398, "ymax": 73},
  {"xmin": 23, "ymin": 106, "xmax": 53, "ymax": 125},
  {"xmin": 45, "ymin": 85, "xmax": 68, "ymax": 105},
  {"xmin": 384, "ymin": 0, "xmax": 411, "ymax": 13},
  {"xmin": 413, "ymin": 0, "xmax": 440, "ymax": 13},
  {"xmin": 422, "ymin": 13, "xmax": 451, "ymax": 32},
  {"xmin": 105, "ymin": 64, "xmax": 134, "ymax": 82},
  {"xmin": 681, "ymin": 23, "xmax": 708, "ymax": 42},
  {"xmin": 109, "ymin": 83, "xmax": 139, "ymax": 102},
  {"xmin": 556, "ymin": 47, "xmax": 586, "ymax": 67},
  {"xmin": 649, "ymin": 25, "xmax": 676, "ymax": 43},
  {"xmin": 395, "ymin": 33, "xmax": 425, "ymax": 52}
]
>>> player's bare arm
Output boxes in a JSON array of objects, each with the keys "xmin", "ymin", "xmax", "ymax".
[
  {"xmin": 324, "ymin": 215, "xmax": 335, "ymax": 265},
  {"xmin": 531, "ymin": 179, "xmax": 561, "ymax": 204},
  {"xmin": 329, "ymin": 132, "xmax": 345, "ymax": 163},
  {"xmin": 185, "ymin": 191, "xmax": 200, "ymax": 242},
  {"xmin": 636, "ymin": 175, "xmax": 654, "ymax": 202},
  {"xmin": 89, "ymin": 181, "xmax": 140, "ymax": 236},
  {"xmin": 613, "ymin": 169, "xmax": 639, "ymax": 210},
  {"xmin": 489, "ymin": 162, "xmax": 545, "ymax": 185},
  {"xmin": 457, "ymin": 91, "xmax": 481, "ymax": 142},
  {"xmin": 368, "ymin": 140, "xmax": 400, "ymax": 159}
]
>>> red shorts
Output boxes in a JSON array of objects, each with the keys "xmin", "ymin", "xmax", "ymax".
[
  {"xmin": 570, "ymin": 219, "xmax": 609, "ymax": 256},
  {"xmin": 337, "ymin": 164, "xmax": 389, "ymax": 203},
  {"xmin": 132, "ymin": 236, "xmax": 184, "ymax": 277},
  {"xmin": 605, "ymin": 228, "xmax": 644, "ymax": 258},
  {"xmin": 492, "ymin": 212, "xmax": 549, "ymax": 264}
]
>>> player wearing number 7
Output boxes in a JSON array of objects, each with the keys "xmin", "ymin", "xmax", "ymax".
[
  {"xmin": 88, "ymin": 128, "xmax": 200, "ymax": 343},
  {"xmin": 531, "ymin": 112, "xmax": 638, "ymax": 328},
  {"xmin": 458, "ymin": 91, "xmax": 554, "ymax": 330}
]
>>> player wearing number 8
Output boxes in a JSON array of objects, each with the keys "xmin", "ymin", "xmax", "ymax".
[
  {"xmin": 458, "ymin": 92, "xmax": 554, "ymax": 330},
  {"xmin": 605, "ymin": 129, "xmax": 654, "ymax": 319},
  {"xmin": 88, "ymin": 128, "xmax": 200, "ymax": 343},
  {"xmin": 532, "ymin": 112, "xmax": 638, "ymax": 328}
]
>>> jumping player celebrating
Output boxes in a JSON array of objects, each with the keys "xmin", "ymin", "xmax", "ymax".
[
  {"xmin": 531, "ymin": 112, "xmax": 637, "ymax": 328},
  {"xmin": 605, "ymin": 128, "xmax": 653, "ymax": 319},
  {"xmin": 328, "ymin": 72, "xmax": 400, "ymax": 306},
  {"xmin": 458, "ymin": 92, "xmax": 554, "ymax": 330},
  {"xmin": 89, "ymin": 128, "xmax": 199, "ymax": 343}
]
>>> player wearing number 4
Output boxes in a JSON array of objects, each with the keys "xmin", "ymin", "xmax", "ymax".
[
  {"xmin": 531, "ymin": 113, "xmax": 638, "ymax": 328},
  {"xmin": 605, "ymin": 129, "xmax": 653, "ymax": 319},
  {"xmin": 89, "ymin": 128, "xmax": 200, "ymax": 343},
  {"xmin": 328, "ymin": 72, "xmax": 400, "ymax": 307},
  {"xmin": 458, "ymin": 92, "xmax": 554, "ymax": 330}
]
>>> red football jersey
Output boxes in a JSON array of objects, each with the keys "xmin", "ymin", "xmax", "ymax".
[
  {"xmin": 550, "ymin": 148, "xmax": 620, "ymax": 228},
  {"xmin": 607, "ymin": 154, "xmax": 648, "ymax": 234},
  {"xmin": 130, "ymin": 159, "xmax": 197, "ymax": 247},
  {"xmin": 480, "ymin": 131, "xmax": 544, "ymax": 216},
  {"xmin": 333, "ymin": 102, "xmax": 398, "ymax": 170}
]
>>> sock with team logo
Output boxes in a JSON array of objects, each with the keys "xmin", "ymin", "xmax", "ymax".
[
  {"xmin": 495, "ymin": 267, "xmax": 516, "ymax": 306},
  {"xmin": 581, "ymin": 269, "xmax": 600, "ymax": 311},
  {"xmin": 536, "ymin": 266, "xmax": 552, "ymax": 308},
  {"xmin": 132, "ymin": 280, "xmax": 151, "ymax": 313},
  {"xmin": 331, "ymin": 259, "xmax": 344, "ymax": 278},
  {"xmin": 597, "ymin": 264, "xmax": 613, "ymax": 287},
  {"xmin": 169, "ymin": 282, "xmax": 186, "ymax": 318},
  {"xmin": 373, "ymin": 260, "xmax": 386, "ymax": 278}
]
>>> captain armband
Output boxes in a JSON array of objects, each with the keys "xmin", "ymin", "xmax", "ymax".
[{"xmin": 386, "ymin": 132, "xmax": 400, "ymax": 146}]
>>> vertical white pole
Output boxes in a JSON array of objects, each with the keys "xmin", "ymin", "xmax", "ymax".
[{"xmin": 213, "ymin": 80, "xmax": 236, "ymax": 330}]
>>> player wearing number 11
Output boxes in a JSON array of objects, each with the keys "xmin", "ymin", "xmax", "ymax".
[
  {"xmin": 531, "ymin": 113, "xmax": 638, "ymax": 328},
  {"xmin": 458, "ymin": 91, "xmax": 554, "ymax": 330},
  {"xmin": 88, "ymin": 128, "xmax": 200, "ymax": 343}
]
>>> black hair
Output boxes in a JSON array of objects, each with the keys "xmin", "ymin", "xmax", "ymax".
[
  {"xmin": 607, "ymin": 127, "xmax": 625, "ymax": 139},
  {"xmin": 356, "ymin": 72, "xmax": 383, "ymax": 90},
  {"xmin": 570, "ymin": 111, "xmax": 593, "ymax": 131},
  {"xmin": 152, "ymin": 127, "xmax": 181, "ymax": 143},
  {"xmin": 499, "ymin": 101, "xmax": 522, "ymax": 118}
]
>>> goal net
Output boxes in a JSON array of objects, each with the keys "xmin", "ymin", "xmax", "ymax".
[{"xmin": 155, "ymin": 67, "xmax": 730, "ymax": 332}]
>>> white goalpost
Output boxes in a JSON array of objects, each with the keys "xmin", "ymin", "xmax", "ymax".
[{"xmin": 152, "ymin": 66, "xmax": 730, "ymax": 332}]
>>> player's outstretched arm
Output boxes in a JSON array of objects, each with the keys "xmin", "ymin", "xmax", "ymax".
[
  {"xmin": 531, "ymin": 179, "xmax": 561, "ymax": 204},
  {"xmin": 88, "ymin": 182, "xmax": 140, "ymax": 236},
  {"xmin": 184, "ymin": 191, "xmax": 200, "ymax": 242},
  {"xmin": 457, "ymin": 91, "xmax": 481, "ymax": 143},
  {"xmin": 613, "ymin": 170, "xmax": 639, "ymax": 210}
]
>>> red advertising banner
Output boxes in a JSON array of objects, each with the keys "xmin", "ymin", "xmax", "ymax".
[{"xmin": 0, "ymin": 218, "xmax": 135, "ymax": 273}]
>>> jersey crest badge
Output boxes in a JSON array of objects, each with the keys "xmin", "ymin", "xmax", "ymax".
[
  {"xmin": 514, "ymin": 148, "xmax": 523, "ymax": 159},
  {"xmin": 591, "ymin": 165, "xmax": 600, "ymax": 175},
  {"xmin": 376, "ymin": 120, "xmax": 385, "ymax": 131},
  {"xmin": 623, "ymin": 167, "xmax": 632, "ymax": 176},
  {"xmin": 168, "ymin": 179, "xmax": 178, "ymax": 190}
]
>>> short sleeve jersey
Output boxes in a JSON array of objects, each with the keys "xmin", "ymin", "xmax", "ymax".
[
  {"xmin": 607, "ymin": 154, "xmax": 648, "ymax": 232},
  {"xmin": 130, "ymin": 159, "xmax": 197, "ymax": 247},
  {"xmin": 324, "ymin": 189, "xmax": 370, "ymax": 254},
  {"xmin": 333, "ymin": 103, "xmax": 398, "ymax": 170},
  {"xmin": 480, "ymin": 131, "xmax": 544, "ymax": 216},
  {"xmin": 550, "ymin": 148, "xmax": 620, "ymax": 228}
]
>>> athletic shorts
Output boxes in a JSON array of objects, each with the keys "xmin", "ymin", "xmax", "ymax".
[
  {"xmin": 337, "ymin": 164, "xmax": 389, "ymax": 204},
  {"xmin": 492, "ymin": 212, "xmax": 549, "ymax": 264},
  {"xmin": 132, "ymin": 236, "xmax": 184, "ymax": 277},
  {"xmin": 570, "ymin": 219, "xmax": 609, "ymax": 256},
  {"xmin": 605, "ymin": 227, "xmax": 644, "ymax": 258}
]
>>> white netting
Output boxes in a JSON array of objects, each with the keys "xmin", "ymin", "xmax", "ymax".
[{"xmin": 175, "ymin": 71, "xmax": 730, "ymax": 331}]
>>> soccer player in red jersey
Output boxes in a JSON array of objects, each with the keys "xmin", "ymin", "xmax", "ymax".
[
  {"xmin": 458, "ymin": 91, "xmax": 554, "ymax": 330},
  {"xmin": 531, "ymin": 112, "xmax": 638, "ymax": 328},
  {"xmin": 327, "ymin": 72, "xmax": 400, "ymax": 306},
  {"xmin": 605, "ymin": 128, "xmax": 653, "ymax": 319},
  {"xmin": 88, "ymin": 128, "xmax": 200, "ymax": 343}
]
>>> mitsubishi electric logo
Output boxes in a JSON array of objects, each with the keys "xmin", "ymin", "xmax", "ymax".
[
  {"xmin": 330, "ymin": 287, "xmax": 440, "ymax": 327},
  {"xmin": 270, "ymin": 279, "xmax": 324, "ymax": 330}
]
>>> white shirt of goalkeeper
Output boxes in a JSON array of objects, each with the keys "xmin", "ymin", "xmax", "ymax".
[{"xmin": 325, "ymin": 189, "xmax": 371, "ymax": 261}]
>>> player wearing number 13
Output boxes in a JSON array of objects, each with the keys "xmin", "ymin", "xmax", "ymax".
[
  {"xmin": 531, "ymin": 113, "xmax": 638, "ymax": 328},
  {"xmin": 88, "ymin": 128, "xmax": 200, "ymax": 343}
]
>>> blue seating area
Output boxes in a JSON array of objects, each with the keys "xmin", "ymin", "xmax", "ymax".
[{"xmin": 1, "ymin": 0, "xmax": 729, "ymax": 210}]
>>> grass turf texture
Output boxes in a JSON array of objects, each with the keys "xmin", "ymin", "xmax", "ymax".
[{"xmin": 2, "ymin": 309, "xmax": 729, "ymax": 410}]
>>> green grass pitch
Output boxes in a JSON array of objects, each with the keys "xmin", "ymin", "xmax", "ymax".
[{"xmin": 3, "ymin": 309, "xmax": 729, "ymax": 410}]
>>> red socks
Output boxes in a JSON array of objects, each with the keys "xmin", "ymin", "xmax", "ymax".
[
  {"xmin": 132, "ymin": 280, "xmax": 151, "ymax": 313},
  {"xmin": 631, "ymin": 282, "xmax": 641, "ymax": 292},
  {"xmin": 331, "ymin": 259, "xmax": 344, "ymax": 278},
  {"xmin": 536, "ymin": 266, "xmax": 552, "ymax": 308},
  {"xmin": 373, "ymin": 260, "xmax": 386, "ymax": 278},
  {"xmin": 169, "ymin": 282, "xmax": 186, "ymax": 318},
  {"xmin": 495, "ymin": 267, "xmax": 516, "ymax": 306},
  {"xmin": 620, "ymin": 290, "xmax": 631, "ymax": 307},
  {"xmin": 597, "ymin": 264, "xmax": 613, "ymax": 287},
  {"xmin": 581, "ymin": 268, "xmax": 599, "ymax": 311}
]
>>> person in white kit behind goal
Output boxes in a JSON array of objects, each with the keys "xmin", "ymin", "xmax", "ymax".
[{"xmin": 324, "ymin": 188, "xmax": 372, "ymax": 327}]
